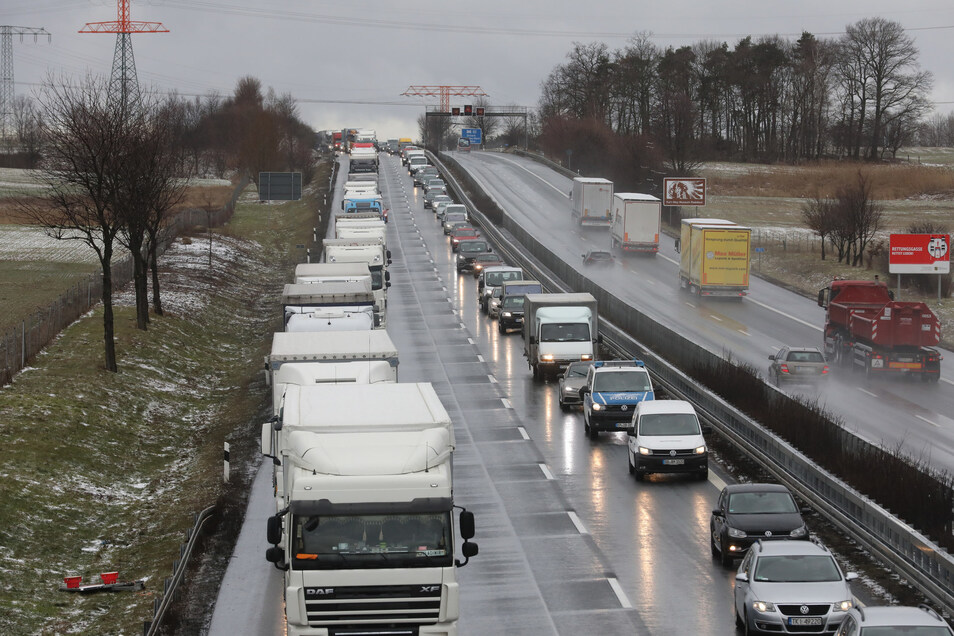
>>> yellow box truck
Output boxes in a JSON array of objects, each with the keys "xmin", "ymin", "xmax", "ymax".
[{"xmin": 675, "ymin": 218, "xmax": 751, "ymax": 298}]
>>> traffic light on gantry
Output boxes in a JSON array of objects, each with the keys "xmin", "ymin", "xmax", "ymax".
[
  {"xmin": 451, "ymin": 107, "xmax": 460, "ymax": 116},
  {"xmin": 475, "ymin": 107, "xmax": 485, "ymax": 116},
  {"xmin": 463, "ymin": 105, "xmax": 473, "ymax": 116}
]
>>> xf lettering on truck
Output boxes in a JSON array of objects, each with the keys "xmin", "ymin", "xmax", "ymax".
[{"xmin": 420, "ymin": 585, "xmax": 440, "ymax": 593}]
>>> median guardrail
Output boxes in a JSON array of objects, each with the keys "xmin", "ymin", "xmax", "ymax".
[{"xmin": 430, "ymin": 149, "xmax": 954, "ymax": 616}]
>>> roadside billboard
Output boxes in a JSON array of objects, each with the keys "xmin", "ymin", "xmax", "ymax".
[
  {"xmin": 664, "ymin": 178, "xmax": 706, "ymax": 206},
  {"xmin": 889, "ymin": 234, "xmax": 950, "ymax": 274}
]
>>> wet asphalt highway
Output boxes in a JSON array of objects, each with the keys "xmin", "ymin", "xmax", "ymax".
[
  {"xmin": 206, "ymin": 152, "xmax": 884, "ymax": 636},
  {"xmin": 451, "ymin": 150, "xmax": 954, "ymax": 473}
]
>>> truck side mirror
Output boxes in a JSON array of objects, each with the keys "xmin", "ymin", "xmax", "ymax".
[
  {"xmin": 579, "ymin": 387, "xmax": 589, "ymax": 399},
  {"xmin": 261, "ymin": 422, "xmax": 274, "ymax": 457},
  {"xmin": 816, "ymin": 288, "xmax": 827, "ymax": 307},
  {"xmin": 674, "ymin": 238, "xmax": 681, "ymax": 253},
  {"xmin": 455, "ymin": 540, "xmax": 478, "ymax": 567},
  {"xmin": 271, "ymin": 415, "xmax": 282, "ymax": 431},
  {"xmin": 266, "ymin": 514, "xmax": 283, "ymax": 545},
  {"xmin": 459, "ymin": 510, "xmax": 475, "ymax": 540},
  {"xmin": 265, "ymin": 546, "xmax": 287, "ymax": 570},
  {"xmin": 597, "ymin": 335, "xmax": 603, "ymax": 344},
  {"xmin": 385, "ymin": 271, "xmax": 391, "ymax": 282},
  {"xmin": 529, "ymin": 336, "xmax": 537, "ymax": 345}
]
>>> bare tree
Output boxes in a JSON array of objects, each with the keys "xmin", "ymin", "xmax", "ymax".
[
  {"xmin": 12, "ymin": 95, "xmax": 44, "ymax": 163},
  {"xmin": 840, "ymin": 18, "xmax": 933, "ymax": 160},
  {"xmin": 834, "ymin": 171, "xmax": 883, "ymax": 266},
  {"xmin": 19, "ymin": 75, "xmax": 135, "ymax": 372},
  {"xmin": 801, "ymin": 194, "xmax": 837, "ymax": 260}
]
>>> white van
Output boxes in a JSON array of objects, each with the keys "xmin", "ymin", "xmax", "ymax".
[{"xmin": 626, "ymin": 400, "xmax": 708, "ymax": 482}]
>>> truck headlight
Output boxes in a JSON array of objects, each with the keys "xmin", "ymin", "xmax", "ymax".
[
  {"xmin": 752, "ymin": 601, "xmax": 775, "ymax": 613},
  {"xmin": 592, "ymin": 403, "xmax": 602, "ymax": 411},
  {"xmin": 580, "ymin": 354, "xmax": 593, "ymax": 361},
  {"xmin": 694, "ymin": 445, "xmax": 706, "ymax": 454},
  {"xmin": 638, "ymin": 446, "xmax": 651, "ymax": 455},
  {"xmin": 541, "ymin": 354, "xmax": 554, "ymax": 361}
]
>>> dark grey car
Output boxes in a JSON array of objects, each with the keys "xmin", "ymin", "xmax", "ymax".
[{"xmin": 710, "ymin": 483, "xmax": 809, "ymax": 567}]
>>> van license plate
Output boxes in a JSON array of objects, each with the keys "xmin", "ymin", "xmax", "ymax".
[{"xmin": 662, "ymin": 459, "xmax": 684, "ymax": 465}]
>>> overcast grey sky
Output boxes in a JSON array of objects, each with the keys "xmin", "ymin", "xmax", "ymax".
[{"xmin": 7, "ymin": 1, "xmax": 954, "ymax": 141}]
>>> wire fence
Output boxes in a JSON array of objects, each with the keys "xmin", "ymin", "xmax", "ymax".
[{"xmin": 0, "ymin": 178, "xmax": 248, "ymax": 386}]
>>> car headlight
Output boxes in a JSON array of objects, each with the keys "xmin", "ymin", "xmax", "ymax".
[
  {"xmin": 727, "ymin": 527, "xmax": 746, "ymax": 539},
  {"xmin": 541, "ymin": 354, "xmax": 554, "ymax": 361},
  {"xmin": 591, "ymin": 403, "xmax": 602, "ymax": 411},
  {"xmin": 638, "ymin": 446, "xmax": 651, "ymax": 456},
  {"xmin": 501, "ymin": 311, "xmax": 511, "ymax": 318},
  {"xmin": 580, "ymin": 354, "xmax": 593, "ymax": 361},
  {"xmin": 752, "ymin": 601, "xmax": 775, "ymax": 613},
  {"xmin": 789, "ymin": 525, "xmax": 808, "ymax": 539},
  {"xmin": 834, "ymin": 600, "xmax": 853, "ymax": 612},
  {"xmin": 694, "ymin": 445, "xmax": 707, "ymax": 454}
]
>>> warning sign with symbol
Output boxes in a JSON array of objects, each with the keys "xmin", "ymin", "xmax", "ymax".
[
  {"xmin": 889, "ymin": 234, "xmax": 950, "ymax": 274},
  {"xmin": 663, "ymin": 178, "xmax": 706, "ymax": 206}
]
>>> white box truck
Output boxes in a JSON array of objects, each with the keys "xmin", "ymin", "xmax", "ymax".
[
  {"xmin": 571, "ymin": 177, "xmax": 613, "ymax": 227},
  {"xmin": 265, "ymin": 330, "xmax": 399, "ymax": 414},
  {"xmin": 523, "ymin": 292, "xmax": 600, "ymax": 379},
  {"xmin": 321, "ymin": 238, "xmax": 392, "ymax": 327},
  {"xmin": 610, "ymin": 193, "xmax": 661, "ymax": 254},
  {"xmin": 281, "ymin": 281, "xmax": 377, "ymax": 332},
  {"xmin": 263, "ymin": 422, "xmax": 477, "ymax": 636}
]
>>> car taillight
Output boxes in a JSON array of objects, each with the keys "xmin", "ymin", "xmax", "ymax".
[
  {"xmin": 822, "ymin": 365, "xmax": 829, "ymax": 374},
  {"xmin": 779, "ymin": 364, "xmax": 790, "ymax": 374}
]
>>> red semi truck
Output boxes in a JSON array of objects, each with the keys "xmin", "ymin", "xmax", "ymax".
[{"xmin": 817, "ymin": 279, "xmax": 942, "ymax": 381}]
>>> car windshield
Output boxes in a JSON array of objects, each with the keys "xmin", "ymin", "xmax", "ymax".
[
  {"xmin": 638, "ymin": 412, "xmax": 700, "ymax": 435},
  {"xmin": 787, "ymin": 350, "xmax": 825, "ymax": 363},
  {"xmin": 454, "ymin": 229, "xmax": 477, "ymax": 238},
  {"xmin": 860, "ymin": 628, "xmax": 953, "ymax": 635},
  {"xmin": 445, "ymin": 214, "xmax": 467, "ymax": 224},
  {"xmin": 502, "ymin": 295, "xmax": 525, "ymax": 309},
  {"xmin": 476, "ymin": 254, "xmax": 499, "ymax": 262},
  {"xmin": 593, "ymin": 370, "xmax": 651, "ymax": 392},
  {"xmin": 728, "ymin": 492, "xmax": 799, "ymax": 514},
  {"xmin": 566, "ymin": 363, "xmax": 590, "ymax": 378},
  {"xmin": 291, "ymin": 512, "xmax": 452, "ymax": 570},
  {"xmin": 587, "ymin": 251, "xmax": 611, "ymax": 260},
  {"xmin": 540, "ymin": 322, "xmax": 590, "ymax": 342},
  {"xmin": 752, "ymin": 555, "xmax": 841, "ymax": 583},
  {"xmin": 460, "ymin": 242, "xmax": 488, "ymax": 253},
  {"xmin": 504, "ymin": 284, "xmax": 541, "ymax": 296}
]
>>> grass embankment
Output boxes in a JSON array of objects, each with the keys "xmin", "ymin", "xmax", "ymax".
[{"xmin": 0, "ymin": 181, "xmax": 320, "ymax": 634}]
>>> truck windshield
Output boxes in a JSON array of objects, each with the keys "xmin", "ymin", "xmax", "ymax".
[
  {"xmin": 291, "ymin": 512, "xmax": 452, "ymax": 569},
  {"xmin": 593, "ymin": 370, "xmax": 652, "ymax": 393},
  {"xmin": 540, "ymin": 322, "xmax": 590, "ymax": 342},
  {"xmin": 638, "ymin": 413, "xmax": 700, "ymax": 436},
  {"xmin": 504, "ymin": 284, "xmax": 541, "ymax": 296}
]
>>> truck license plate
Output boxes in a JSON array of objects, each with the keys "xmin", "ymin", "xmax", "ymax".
[
  {"xmin": 788, "ymin": 617, "xmax": 822, "ymax": 626},
  {"xmin": 662, "ymin": 459, "xmax": 684, "ymax": 465}
]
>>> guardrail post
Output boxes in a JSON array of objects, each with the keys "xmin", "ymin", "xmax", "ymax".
[{"xmin": 223, "ymin": 442, "xmax": 230, "ymax": 482}]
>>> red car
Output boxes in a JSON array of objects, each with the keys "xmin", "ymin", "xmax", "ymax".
[{"xmin": 450, "ymin": 226, "xmax": 481, "ymax": 251}]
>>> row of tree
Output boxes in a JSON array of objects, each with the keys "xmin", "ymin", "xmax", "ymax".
[
  {"xmin": 538, "ymin": 17, "xmax": 934, "ymax": 173},
  {"xmin": 16, "ymin": 75, "xmax": 316, "ymax": 372}
]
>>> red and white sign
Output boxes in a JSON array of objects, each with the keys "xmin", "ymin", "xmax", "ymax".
[
  {"xmin": 663, "ymin": 178, "xmax": 706, "ymax": 206},
  {"xmin": 889, "ymin": 234, "xmax": 950, "ymax": 274}
]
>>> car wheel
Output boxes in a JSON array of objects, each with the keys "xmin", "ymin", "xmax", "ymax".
[
  {"xmin": 498, "ymin": 322, "xmax": 505, "ymax": 334},
  {"xmin": 719, "ymin": 538, "xmax": 734, "ymax": 568},
  {"xmin": 772, "ymin": 369, "xmax": 780, "ymax": 386},
  {"xmin": 628, "ymin": 452, "xmax": 635, "ymax": 474},
  {"xmin": 698, "ymin": 468, "xmax": 709, "ymax": 482},
  {"xmin": 588, "ymin": 426, "xmax": 598, "ymax": 440},
  {"xmin": 559, "ymin": 399, "xmax": 568, "ymax": 412},
  {"xmin": 633, "ymin": 470, "xmax": 643, "ymax": 481},
  {"xmin": 735, "ymin": 607, "xmax": 744, "ymax": 629},
  {"xmin": 743, "ymin": 610, "xmax": 756, "ymax": 636},
  {"xmin": 710, "ymin": 530, "xmax": 719, "ymax": 557}
]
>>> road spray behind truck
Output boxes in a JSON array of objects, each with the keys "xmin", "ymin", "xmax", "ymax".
[
  {"xmin": 610, "ymin": 193, "xmax": 661, "ymax": 253},
  {"xmin": 675, "ymin": 218, "xmax": 751, "ymax": 297},
  {"xmin": 571, "ymin": 177, "xmax": 613, "ymax": 227},
  {"xmin": 523, "ymin": 292, "xmax": 600, "ymax": 379},
  {"xmin": 265, "ymin": 330, "xmax": 399, "ymax": 414},
  {"xmin": 261, "ymin": 382, "xmax": 477, "ymax": 635}
]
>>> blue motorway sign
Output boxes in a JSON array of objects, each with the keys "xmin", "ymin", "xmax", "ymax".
[{"xmin": 461, "ymin": 128, "xmax": 482, "ymax": 145}]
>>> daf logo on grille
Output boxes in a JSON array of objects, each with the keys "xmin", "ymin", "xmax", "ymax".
[
  {"xmin": 306, "ymin": 588, "xmax": 334, "ymax": 596},
  {"xmin": 764, "ymin": 530, "xmax": 773, "ymax": 537},
  {"xmin": 669, "ymin": 450, "xmax": 677, "ymax": 456},
  {"xmin": 800, "ymin": 605, "xmax": 810, "ymax": 615},
  {"xmin": 621, "ymin": 405, "xmax": 628, "ymax": 411}
]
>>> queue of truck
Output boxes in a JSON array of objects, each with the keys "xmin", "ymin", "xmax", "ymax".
[{"xmin": 259, "ymin": 144, "xmax": 479, "ymax": 635}]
